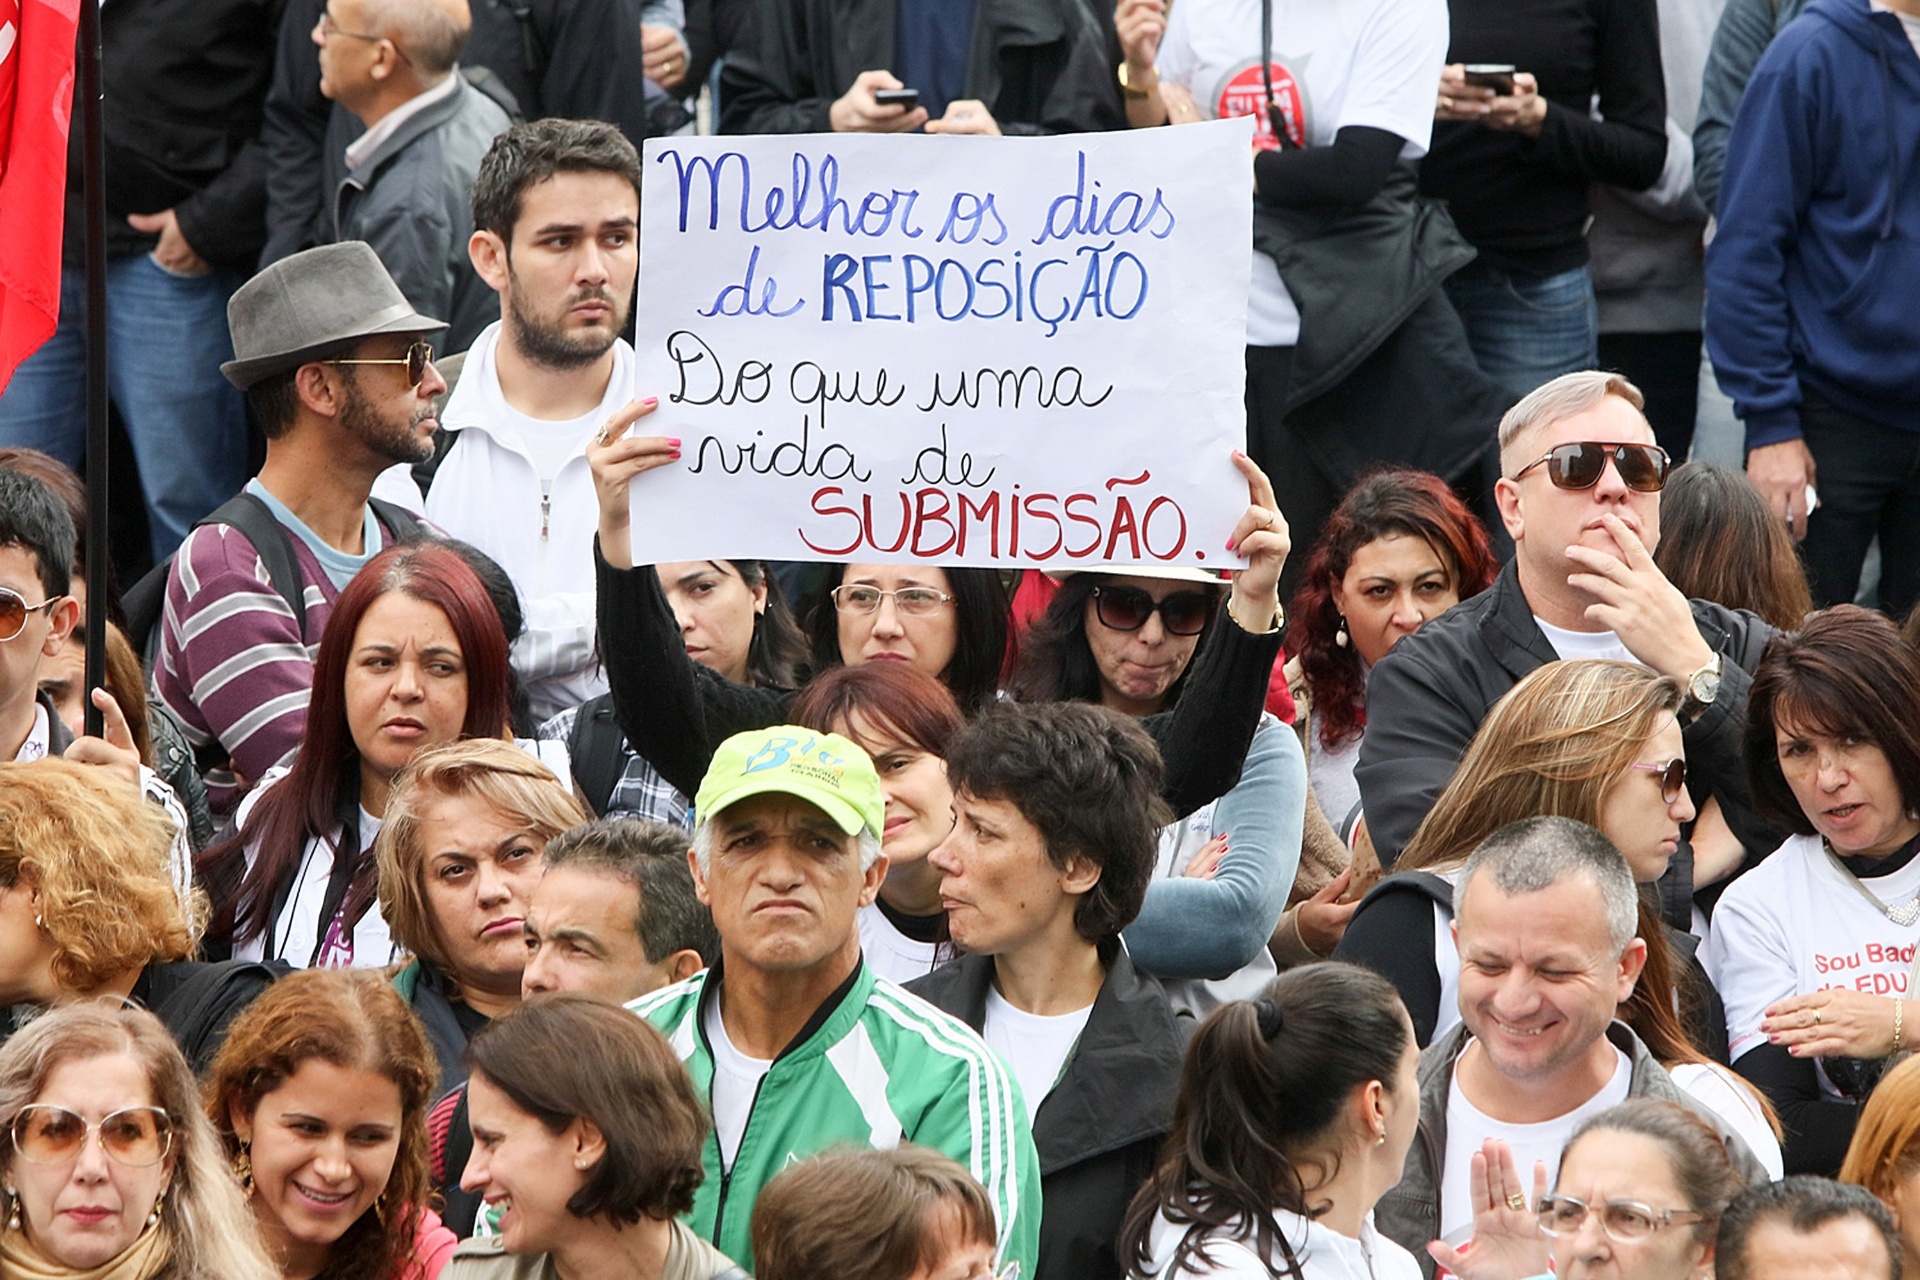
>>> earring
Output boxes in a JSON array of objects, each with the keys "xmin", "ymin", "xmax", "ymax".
[
  {"xmin": 146, "ymin": 1198, "xmax": 163, "ymax": 1229},
  {"xmin": 374, "ymin": 1194, "xmax": 388, "ymax": 1228},
  {"xmin": 6, "ymin": 1184, "xmax": 19, "ymax": 1232},
  {"xmin": 1376, "ymin": 1129, "xmax": 1387, "ymax": 1146},
  {"xmin": 232, "ymin": 1145, "xmax": 254, "ymax": 1194},
  {"xmin": 1335, "ymin": 615, "xmax": 1350, "ymax": 648}
]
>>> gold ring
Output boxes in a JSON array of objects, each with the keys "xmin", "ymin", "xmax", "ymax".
[
  {"xmin": 1813, "ymin": 1009, "xmax": 1824, "ymax": 1025},
  {"xmin": 1506, "ymin": 1193, "xmax": 1527, "ymax": 1212}
]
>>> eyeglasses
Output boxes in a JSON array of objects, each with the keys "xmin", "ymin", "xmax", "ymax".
[
  {"xmin": 830, "ymin": 585, "xmax": 954, "ymax": 616},
  {"xmin": 318, "ymin": 9, "xmax": 414, "ymax": 64},
  {"xmin": 1537, "ymin": 1193, "xmax": 1704, "ymax": 1243},
  {"xmin": 1629, "ymin": 757, "xmax": 1688, "ymax": 804},
  {"xmin": 1510, "ymin": 442, "xmax": 1671, "ymax": 493},
  {"xmin": 10, "ymin": 1105, "xmax": 174, "ymax": 1167},
  {"xmin": 0, "ymin": 586, "xmax": 63, "ymax": 643},
  {"xmin": 325, "ymin": 339, "xmax": 434, "ymax": 387},
  {"xmin": 1089, "ymin": 584, "xmax": 1214, "ymax": 636}
]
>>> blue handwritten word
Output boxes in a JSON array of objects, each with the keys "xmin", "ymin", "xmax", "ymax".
[
  {"xmin": 820, "ymin": 243, "xmax": 1148, "ymax": 337},
  {"xmin": 699, "ymin": 245, "xmax": 805, "ymax": 318},
  {"xmin": 1032, "ymin": 152, "xmax": 1177, "ymax": 245},
  {"xmin": 659, "ymin": 148, "xmax": 946, "ymax": 238}
]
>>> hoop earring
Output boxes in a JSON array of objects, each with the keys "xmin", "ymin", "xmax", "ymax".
[
  {"xmin": 232, "ymin": 1145, "xmax": 254, "ymax": 1195},
  {"xmin": 1335, "ymin": 615, "xmax": 1350, "ymax": 648}
]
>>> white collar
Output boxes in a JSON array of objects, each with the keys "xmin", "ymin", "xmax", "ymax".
[{"xmin": 345, "ymin": 69, "xmax": 461, "ymax": 170}]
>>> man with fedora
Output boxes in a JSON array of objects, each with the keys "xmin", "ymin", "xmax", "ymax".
[{"xmin": 154, "ymin": 241, "xmax": 444, "ymax": 813}]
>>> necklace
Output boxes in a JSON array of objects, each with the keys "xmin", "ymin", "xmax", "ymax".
[{"xmin": 1822, "ymin": 840, "xmax": 1920, "ymax": 927}]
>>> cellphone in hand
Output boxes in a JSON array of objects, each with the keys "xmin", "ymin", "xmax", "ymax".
[
  {"xmin": 1461, "ymin": 64, "xmax": 1517, "ymax": 95},
  {"xmin": 873, "ymin": 88, "xmax": 920, "ymax": 109}
]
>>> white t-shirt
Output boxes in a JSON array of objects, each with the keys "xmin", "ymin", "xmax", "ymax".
[
  {"xmin": 983, "ymin": 987, "xmax": 1093, "ymax": 1125},
  {"xmin": 1440, "ymin": 1047, "xmax": 1633, "ymax": 1244},
  {"xmin": 1140, "ymin": 1208, "xmax": 1422, "ymax": 1279},
  {"xmin": 703, "ymin": 996, "xmax": 774, "ymax": 1168},
  {"xmin": 1432, "ymin": 896, "xmax": 1464, "ymax": 1044},
  {"xmin": 1708, "ymin": 833, "xmax": 1920, "ymax": 1084},
  {"xmin": 232, "ymin": 790, "xmax": 398, "ymax": 970},
  {"xmin": 857, "ymin": 903, "xmax": 949, "ymax": 984},
  {"xmin": 1870, "ymin": 0, "xmax": 1920, "ymax": 57},
  {"xmin": 1309, "ymin": 711, "xmax": 1365, "ymax": 844},
  {"xmin": 1533, "ymin": 618, "xmax": 1638, "ymax": 665},
  {"xmin": 1155, "ymin": 0, "xmax": 1449, "ymax": 347},
  {"xmin": 1669, "ymin": 1062, "xmax": 1784, "ymax": 1180}
]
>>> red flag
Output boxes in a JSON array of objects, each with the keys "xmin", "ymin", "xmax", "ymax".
[{"xmin": 0, "ymin": 0, "xmax": 81, "ymax": 396}]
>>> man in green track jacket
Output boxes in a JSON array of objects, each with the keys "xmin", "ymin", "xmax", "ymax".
[{"xmin": 628, "ymin": 725, "xmax": 1042, "ymax": 1276}]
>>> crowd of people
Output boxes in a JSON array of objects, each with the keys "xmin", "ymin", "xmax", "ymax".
[{"xmin": 3, "ymin": 0, "xmax": 1919, "ymax": 1275}]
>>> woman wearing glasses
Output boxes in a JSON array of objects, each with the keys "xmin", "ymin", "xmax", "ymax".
[
  {"xmin": 1436, "ymin": 1099, "xmax": 1745, "ymax": 1280},
  {"xmin": 206, "ymin": 970, "xmax": 454, "ymax": 1280},
  {"xmin": 1010, "ymin": 566, "xmax": 1305, "ymax": 1015},
  {"xmin": 0, "ymin": 1001, "xmax": 275, "ymax": 1280},
  {"xmin": 1710, "ymin": 606, "xmax": 1920, "ymax": 1177},
  {"xmin": 1335, "ymin": 660, "xmax": 1784, "ymax": 1174},
  {"xmin": 588, "ymin": 419, "xmax": 1291, "ymax": 826}
]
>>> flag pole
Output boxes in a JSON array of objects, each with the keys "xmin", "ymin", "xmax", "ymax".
[{"xmin": 77, "ymin": 0, "xmax": 106, "ymax": 740}]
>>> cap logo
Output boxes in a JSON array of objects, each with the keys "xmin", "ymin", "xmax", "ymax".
[{"xmin": 742, "ymin": 736, "xmax": 849, "ymax": 789}]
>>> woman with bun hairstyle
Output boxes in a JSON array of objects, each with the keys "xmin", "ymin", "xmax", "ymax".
[{"xmin": 1119, "ymin": 962, "xmax": 1423, "ymax": 1279}]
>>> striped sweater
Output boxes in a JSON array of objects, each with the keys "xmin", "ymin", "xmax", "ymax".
[
  {"xmin": 630, "ymin": 960, "xmax": 1042, "ymax": 1277},
  {"xmin": 155, "ymin": 521, "xmax": 366, "ymax": 812}
]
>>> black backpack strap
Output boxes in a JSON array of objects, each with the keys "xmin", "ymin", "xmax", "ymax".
[
  {"xmin": 369, "ymin": 497, "xmax": 425, "ymax": 543},
  {"xmin": 1356, "ymin": 870, "xmax": 1456, "ymax": 912},
  {"xmin": 123, "ymin": 491, "xmax": 308, "ymax": 661},
  {"xmin": 568, "ymin": 696, "xmax": 628, "ymax": 818}
]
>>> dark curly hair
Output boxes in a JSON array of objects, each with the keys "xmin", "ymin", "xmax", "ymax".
[
  {"xmin": 1288, "ymin": 469, "xmax": 1498, "ymax": 752},
  {"xmin": 1007, "ymin": 573, "xmax": 1223, "ymax": 706},
  {"xmin": 944, "ymin": 700, "xmax": 1170, "ymax": 942}
]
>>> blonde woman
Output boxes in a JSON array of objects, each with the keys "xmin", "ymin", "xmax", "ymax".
[
  {"xmin": 0, "ymin": 760, "xmax": 277, "ymax": 1072},
  {"xmin": 1332, "ymin": 659, "xmax": 1784, "ymax": 1175},
  {"xmin": 374, "ymin": 740, "xmax": 587, "ymax": 1091},
  {"xmin": 0, "ymin": 1001, "xmax": 277, "ymax": 1280},
  {"xmin": 1841, "ymin": 1055, "xmax": 1920, "ymax": 1274}
]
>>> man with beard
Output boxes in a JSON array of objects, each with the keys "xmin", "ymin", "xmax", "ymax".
[
  {"xmin": 156, "ymin": 242, "xmax": 446, "ymax": 813},
  {"xmin": 421, "ymin": 120, "xmax": 644, "ymax": 721}
]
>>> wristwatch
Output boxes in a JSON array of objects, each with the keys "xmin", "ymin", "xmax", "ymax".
[
  {"xmin": 1117, "ymin": 62, "xmax": 1156, "ymax": 99},
  {"xmin": 1680, "ymin": 652, "xmax": 1724, "ymax": 722}
]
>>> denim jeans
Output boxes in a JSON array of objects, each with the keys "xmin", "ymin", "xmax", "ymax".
[
  {"xmin": 1445, "ymin": 261, "xmax": 1600, "ymax": 401},
  {"xmin": 0, "ymin": 255, "xmax": 248, "ymax": 560},
  {"xmin": 1799, "ymin": 394, "xmax": 1920, "ymax": 618}
]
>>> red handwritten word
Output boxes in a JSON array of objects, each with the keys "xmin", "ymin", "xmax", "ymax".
[{"xmin": 799, "ymin": 472, "xmax": 1193, "ymax": 563}]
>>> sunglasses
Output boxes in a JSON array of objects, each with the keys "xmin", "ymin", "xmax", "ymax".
[
  {"xmin": 1629, "ymin": 757, "xmax": 1688, "ymax": 804},
  {"xmin": 1510, "ymin": 441, "xmax": 1671, "ymax": 493},
  {"xmin": 1536, "ymin": 1193, "xmax": 1704, "ymax": 1243},
  {"xmin": 1090, "ymin": 585, "xmax": 1214, "ymax": 636},
  {"xmin": 326, "ymin": 339, "xmax": 435, "ymax": 388},
  {"xmin": 831, "ymin": 585, "xmax": 953, "ymax": 617},
  {"xmin": 0, "ymin": 586, "xmax": 63, "ymax": 643},
  {"xmin": 10, "ymin": 1105, "xmax": 174, "ymax": 1167}
]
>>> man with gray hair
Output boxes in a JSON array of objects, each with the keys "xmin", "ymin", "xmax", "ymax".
[
  {"xmin": 1377, "ymin": 817, "xmax": 1769, "ymax": 1277},
  {"xmin": 1357, "ymin": 370, "xmax": 1781, "ymax": 876},
  {"xmin": 627, "ymin": 725, "xmax": 1042, "ymax": 1278},
  {"xmin": 314, "ymin": 0, "xmax": 509, "ymax": 351}
]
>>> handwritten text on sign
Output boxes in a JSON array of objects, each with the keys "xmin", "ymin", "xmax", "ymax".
[{"xmin": 627, "ymin": 120, "xmax": 1255, "ymax": 568}]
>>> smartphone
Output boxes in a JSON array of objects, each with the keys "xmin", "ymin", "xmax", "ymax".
[
  {"xmin": 873, "ymin": 88, "xmax": 920, "ymax": 109},
  {"xmin": 1461, "ymin": 64, "xmax": 1517, "ymax": 95}
]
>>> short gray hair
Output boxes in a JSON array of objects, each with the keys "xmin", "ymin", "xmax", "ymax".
[
  {"xmin": 366, "ymin": 0, "xmax": 470, "ymax": 76},
  {"xmin": 1498, "ymin": 370, "xmax": 1647, "ymax": 465},
  {"xmin": 689, "ymin": 818, "xmax": 885, "ymax": 874},
  {"xmin": 1454, "ymin": 816, "xmax": 1639, "ymax": 952}
]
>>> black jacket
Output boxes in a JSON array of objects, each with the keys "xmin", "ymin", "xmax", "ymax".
[
  {"xmin": 1356, "ymin": 560, "xmax": 1784, "ymax": 868},
  {"xmin": 907, "ymin": 948, "xmax": 1186, "ymax": 1280},
  {"xmin": 64, "ymin": 0, "xmax": 287, "ymax": 271},
  {"xmin": 261, "ymin": 0, "xmax": 669, "ymax": 266},
  {"xmin": 719, "ymin": 0, "xmax": 1125, "ymax": 136}
]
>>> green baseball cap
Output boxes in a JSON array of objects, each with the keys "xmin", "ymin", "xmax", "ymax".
[{"xmin": 695, "ymin": 726, "xmax": 885, "ymax": 837}]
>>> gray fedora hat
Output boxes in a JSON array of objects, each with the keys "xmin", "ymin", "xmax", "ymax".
[{"xmin": 221, "ymin": 242, "xmax": 446, "ymax": 389}]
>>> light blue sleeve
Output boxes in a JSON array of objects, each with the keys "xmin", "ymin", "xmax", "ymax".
[
  {"xmin": 1123, "ymin": 718, "xmax": 1306, "ymax": 980},
  {"xmin": 639, "ymin": 0, "xmax": 685, "ymax": 30}
]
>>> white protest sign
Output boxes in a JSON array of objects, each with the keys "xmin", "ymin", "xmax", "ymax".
[{"xmin": 628, "ymin": 118, "xmax": 1253, "ymax": 570}]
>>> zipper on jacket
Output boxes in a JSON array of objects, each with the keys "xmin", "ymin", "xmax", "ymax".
[
  {"xmin": 711, "ymin": 1070, "xmax": 772, "ymax": 1249},
  {"xmin": 539, "ymin": 491, "xmax": 551, "ymax": 541}
]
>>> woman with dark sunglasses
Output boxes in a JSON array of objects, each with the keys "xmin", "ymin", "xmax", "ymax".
[
  {"xmin": 1435, "ymin": 1100, "xmax": 1745, "ymax": 1280},
  {"xmin": 0, "ymin": 1002, "xmax": 276, "ymax": 1280},
  {"xmin": 1010, "ymin": 568, "xmax": 1306, "ymax": 1015},
  {"xmin": 1335, "ymin": 660, "xmax": 1785, "ymax": 1176}
]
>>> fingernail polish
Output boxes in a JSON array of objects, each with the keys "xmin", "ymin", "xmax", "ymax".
[
  {"xmin": 643, "ymin": 396, "xmax": 659, "ymax": 407},
  {"xmin": 1225, "ymin": 538, "xmax": 1236, "ymax": 552},
  {"xmin": 667, "ymin": 438, "xmax": 682, "ymax": 447}
]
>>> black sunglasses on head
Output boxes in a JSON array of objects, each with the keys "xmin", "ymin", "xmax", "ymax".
[
  {"xmin": 1090, "ymin": 585, "xmax": 1215, "ymax": 636},
  {"xmin": 1510, "ymin": 441, "xmax": 1671, "ymax": 493}
]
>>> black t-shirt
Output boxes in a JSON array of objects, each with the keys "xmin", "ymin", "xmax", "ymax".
[{"xmin": 1417, "ymin": 0, "xmax": 1667, "ymax": 275}]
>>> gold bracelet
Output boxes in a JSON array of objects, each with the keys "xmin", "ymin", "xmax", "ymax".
[{"xmin": 1895, "ymin": 998, "xmax": 1905, "ymax": 1054}]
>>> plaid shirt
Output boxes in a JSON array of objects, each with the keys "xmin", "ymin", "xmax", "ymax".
[{"xmin": 538, "ymin": 706, "xmax": 693, "ymax": 828}]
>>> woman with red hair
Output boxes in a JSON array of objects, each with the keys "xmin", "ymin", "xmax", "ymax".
[
  {"xmin": 1279, "ymin": 470, "xmax": 1498, "ymax": 958},
  {"xmin": 199, "ymin": 541, "xmax": 519, "ymax": 970}
]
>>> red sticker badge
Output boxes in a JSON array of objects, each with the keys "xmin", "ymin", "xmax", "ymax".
[{"xmin": 1216, "ymin": 61, "xmax": 1308, "ymax": 151}]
